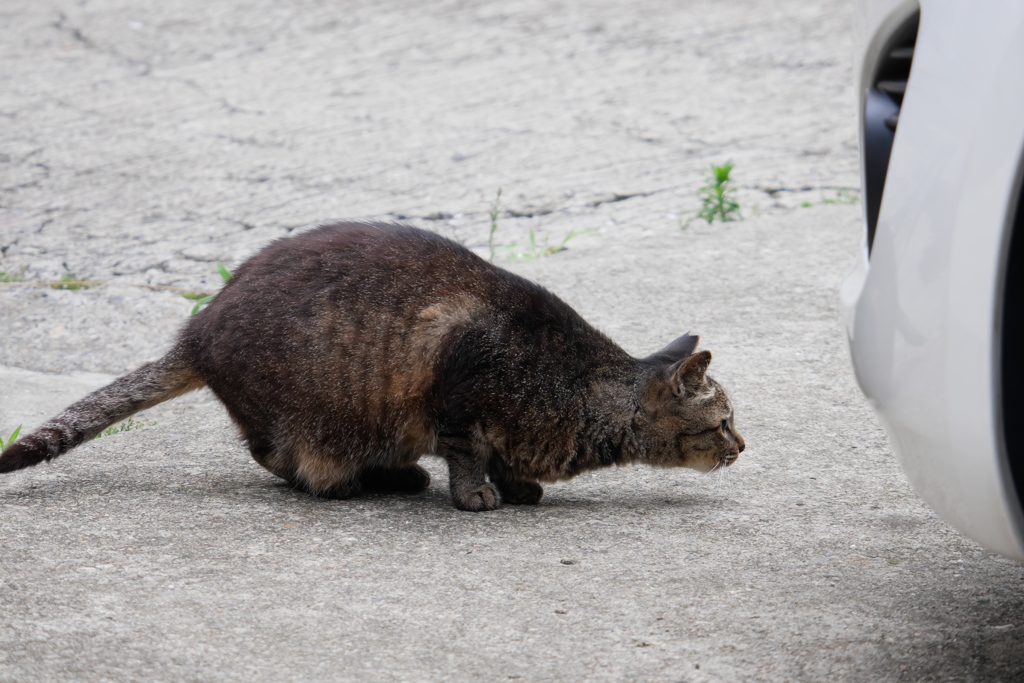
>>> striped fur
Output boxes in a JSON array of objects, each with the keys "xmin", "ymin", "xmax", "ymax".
[
  {"xmin": 0, "ymin": 350, "xmax": 203, "ymax": 472},
  {"xmin": 0, "ymin": 223, "xmax": 743, "ymax": 510}
]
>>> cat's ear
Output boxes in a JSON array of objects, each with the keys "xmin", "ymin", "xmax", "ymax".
[
  {"xmin": 643, "ymin": 333, "xmax": 699, "ymax": 364},
  {"xmin": 669, "ymin": 350, "xmax": 712, "ymax": 396}
]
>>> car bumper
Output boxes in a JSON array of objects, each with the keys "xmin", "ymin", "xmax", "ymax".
[{"xmin": 842, "ymin": 0, "xmax": 1024, "ymax": 559}]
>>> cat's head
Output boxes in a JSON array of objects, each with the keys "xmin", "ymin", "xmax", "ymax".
[{"xmin": 638, "ymin": 334, "xmax": 744, "ymax": 472}]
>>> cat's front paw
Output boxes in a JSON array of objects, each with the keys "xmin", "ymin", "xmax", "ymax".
[
  {"xmin": 452, "ymin": 482, "xmax": 502, "ymax": 512},
  {"xmin": 497, "ymin": 480, "xmax": 543, "ymax": 505}
]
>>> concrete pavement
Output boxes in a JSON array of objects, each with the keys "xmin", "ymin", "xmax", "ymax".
[{"xmin": 2, "ymin": 1, "xmax": 1023, "ymax": 681}]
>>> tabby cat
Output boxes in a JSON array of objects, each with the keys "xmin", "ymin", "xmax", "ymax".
[{"xmin": 0, "ymin": 223, "xmax": 744, "ymax": 510}]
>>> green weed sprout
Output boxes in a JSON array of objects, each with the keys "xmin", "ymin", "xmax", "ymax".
[
  {"xmin": 798, "ymin": 188, "xmax": 860, "ymax": 209},
  {"xmin": 822, "ymin": 188, "xmax": 860, "ymax": 205},
  {"xmin": 487, "ymin": 188, "xmax": 503, "ymax": 263},
  {"xmin": 182, "ymin": 262, "xmax": 232, "ymax": 315},
  {"xmin": 0, "ymin": 425, "xmax": 21, "ymax": 452},
  {"xmin": 696, "ymin": 161, "xmax": 741, "ymax": 224},
  {"xmin": 94, "ymin": 416, "xmax": 156, "ymax": 439},
  {"xmin": 506, "ymin": 227, "xmax": 590, "ymax": 260},
  {"xmin": 0, "ymin": 270, "xmax": 24, "ymax": 283},
  {"xmin": 52, "ymin": 274, "xmax": 101, "ymax": 290}
]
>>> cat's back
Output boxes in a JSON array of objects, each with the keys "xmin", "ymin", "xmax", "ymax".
[
  {"xmin": 199, "ymin": 221, "xmax": 615, "ymax": 359},
  {"xmin": 186, "ymin": 222, "xmax": 552, "ymax": 369},
  {"xmin": 234, "ymin": 222, "xmax": 493, "ymax": 301},
  {"xmin": 191, "ymin": 222, "xmax": 504, "ymax": 327}
]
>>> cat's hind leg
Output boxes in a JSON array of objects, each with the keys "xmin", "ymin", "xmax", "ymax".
[
  {"xmin": 488, "ymin": 457, "xmax": 543, "ymax": 505},
  {"xmin": 244, "ymin": 432, "xmax": 297, "ymax": 483},
  {"xmin": 289, "ymin": 476, "xmax": 361, "ymax": 499},
  {"xmin": 359, "ymin": 464, "xmax": 431, "ymax": 493},
  {"xmin": 275, "ymin": 438, "xmax": 361, "ymax": 499},
  {"xmin": 437, "ymin": 434, "xmax": 501, "ymax": 511}
]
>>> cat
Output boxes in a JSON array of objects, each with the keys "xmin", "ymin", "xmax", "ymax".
[{"xmin": 0, "ymin": 222, "xmax": 744, "ymax": 511}]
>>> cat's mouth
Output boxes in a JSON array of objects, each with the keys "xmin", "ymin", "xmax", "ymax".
[
  {"xmin": 690, "ymin": 453, "xmax": 736, "ymax": 473},
  {"xmin": 704, "ymin": 449, "xmax": 740, "ymax": 473}
]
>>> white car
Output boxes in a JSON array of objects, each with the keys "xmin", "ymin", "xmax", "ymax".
[{"xmin": 842, "ymin": 0, "xmax": 1024, "ymax": 560}]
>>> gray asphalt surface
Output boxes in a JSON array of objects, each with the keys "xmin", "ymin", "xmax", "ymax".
[{"xmin": 2, "ymin": 1, "xmax": 1023, "ymax": 681}]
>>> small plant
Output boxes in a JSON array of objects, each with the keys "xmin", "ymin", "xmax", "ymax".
[
  {"xmin": 52, "ymin": 273, "xmax": 101, "ymax": 290},
  {"xmin": 506, "ymin": 227, "xmax": 589, "ymax": 260},
  {"xmin": 821, "ymin": 188, "xmax": 860, "ymax": 205},
  {"xmin": 182, "ymin": 262, "xmax": 232, "ymax": 315},
  {"xmin": 0, "ymin": 270, "xmax": 24, "ymax": 283},
  {"xmin": 487, "ymin": 188, "xmax": 503, "ymax": 263},
  {"xmin": 94, "ymin": 416, "xmax": 156, "ymax": 439},
  {"xmin": 798, "ymin": 188, "xmax": 860, "ymax": 209},
  {"xmin": 0, "ymin": 425, "xmax": 22, "ymax": 452},
  {"xmin": 695, "ymin": 160, "xmax": 741, "ymax": 225}
]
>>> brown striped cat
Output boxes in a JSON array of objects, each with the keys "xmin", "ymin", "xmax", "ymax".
[{"xmin": 0, "ymin": 223, "xmax": 744, "ymax": 511}]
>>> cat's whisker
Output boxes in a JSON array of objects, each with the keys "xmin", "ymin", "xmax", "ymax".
[{"xmin": 703, "ymin": 460, "xmax": 723, "ymax": 478}]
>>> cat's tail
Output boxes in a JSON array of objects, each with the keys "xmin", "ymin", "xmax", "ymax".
[{"xmin": 0, "ymin": 345, "xmax": 204, "ymax": 473}]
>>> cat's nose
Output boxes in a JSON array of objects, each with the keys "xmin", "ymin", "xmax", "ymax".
[{"xmin": 736, "ymin": 432, "xmax": 745, "ymax": 453}]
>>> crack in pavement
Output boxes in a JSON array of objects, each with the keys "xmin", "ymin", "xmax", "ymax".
[
  {"xmin": 588, "ymin": 192, "xmax": 653, "ymax": 208},
  {"xmin": 420, "ymin": 191, "xmax": 663, "ymax": 224},
  {"xmin": 52, "ymin": 11, "xmax": 153, "ymax": 77},
  {"xmin": 756, "ymin": 184, "xmax": 859, "ymax": 196}
]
